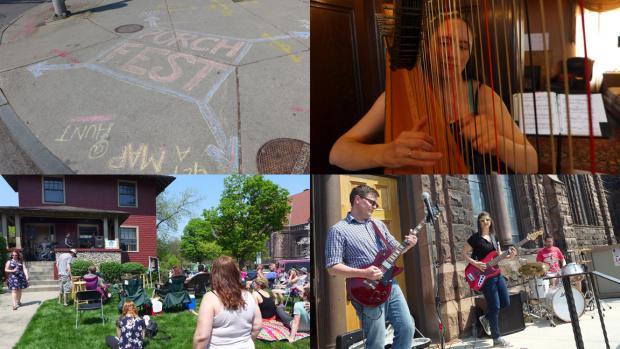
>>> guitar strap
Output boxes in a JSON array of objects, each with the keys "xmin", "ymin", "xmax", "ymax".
[{"xmin": 370, "ymin": 220, "xmax": 390, "ymax": 250}]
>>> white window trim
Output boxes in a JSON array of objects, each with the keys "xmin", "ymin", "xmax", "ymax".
[
  {"xmin": 117, "ymin": 180, "xmax": 139, "ymax": 208},
  {"xmin": 119, "ymin": 225, "xmax": 139, "ymax": 253},
  {"xmin": 41, "ymin": 176, "xmax": 66, "ymax": 205},
  {"xmin": 77, "ymin": 224, "xmax": 100, "ymax": 249}
]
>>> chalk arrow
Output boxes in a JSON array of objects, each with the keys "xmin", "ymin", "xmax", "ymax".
[
  {"xmin": 27, "ymin": 61, "xmax": 82, "ymax": 78},
  {"xmin": 144, "ymin": 16, "xmax": 160, "ymax": 28}
]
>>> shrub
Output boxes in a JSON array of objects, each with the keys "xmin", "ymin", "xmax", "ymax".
[
  {"xmin": 121, "ymin": 262, "xmax": 146, "ymax": 275},
  {"xmin": 0, "ymin": 236, "xmax": 6, "ymax": 282},
  {"xmin": 99, "ymin": 262, "xmax": 122, "ymax": 283},
  {"xmin": 71, "ymin": 260, "xmax": 93, "ymax": 277}
]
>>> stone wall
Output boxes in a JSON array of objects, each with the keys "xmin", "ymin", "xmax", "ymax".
[
  {"xmin": 270, "ymin": 225, "xmax": 310, "ymax": 260},
  {"xmin": 77, "ymin": 251, "xmax": 122, "ymax": 266}
]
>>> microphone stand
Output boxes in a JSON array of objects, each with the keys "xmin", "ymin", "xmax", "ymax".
[{"xmin": 425, "ymin": 202, "xmax": 445, "ymax": 349}]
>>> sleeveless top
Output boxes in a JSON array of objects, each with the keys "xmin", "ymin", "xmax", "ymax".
[
  {"xmin": 209, "ymin": 291, "xmax": 256, "ymax": 348},
  {"xmin": 449, "ymin": 81, "xmax": 512, "ymax": 174},
  {"xmin": 256, "ymin": 290, "xmax": 277, "ymax": 319}
]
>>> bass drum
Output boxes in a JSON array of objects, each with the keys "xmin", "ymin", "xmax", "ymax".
[{"xmin": 545, "ymin": 286, "xmax": 585, "ymax": 322}]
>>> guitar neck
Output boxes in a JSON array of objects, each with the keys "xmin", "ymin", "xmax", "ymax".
[
  {"xmin": 378, "ymin": 219, "xmax": 426, "ymax": 272},
  {"xmin": 487, "ymin": 236, "xmax": 534, "ymax": 267}
]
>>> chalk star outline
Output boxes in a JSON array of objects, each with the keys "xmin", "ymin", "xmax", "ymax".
[{"xmin": 27, "ymin": 27, "xmax": 309, "ymax": 173}]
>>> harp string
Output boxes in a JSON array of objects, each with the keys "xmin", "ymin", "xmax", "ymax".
[
  {"xmin": 482, "ymin": 0, "xmax": 502, "ymax": 173},
  {"xmin": 539, "ymin": 0, "xmax": 556, "ymax": 173},
  {"xmin": 473, "ymin": 0, "xmax": 491, "ymax": 173},
  {"xmin": 515, "ymin": 0, "xmax": 529, "ymax": 173},
  {"xmin": 491, "ymin": 0, "xmax": 509, "ymax": 174},
  {"xmin": 523, "ymin": 0, "xmax": 541, "ymax": 161},
  {"xmin": 555, "ymin": 0, "xmax": 574, "ymax": 172},
  {"xmin": 578, "ymin": 0, "xmax": 596, "ymax": 173},
  {"xmin": 501, "ymin": 0, "xmax": 519, "ymax": 173}
]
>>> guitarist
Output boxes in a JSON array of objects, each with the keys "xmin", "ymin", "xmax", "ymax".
[
  {"xmin": 461, "ymin": 212, "xmax": 516, "ymax": 348},
  {"xmin": 325, "ymin": 185, "xmax": 417, "ymax": 349}
]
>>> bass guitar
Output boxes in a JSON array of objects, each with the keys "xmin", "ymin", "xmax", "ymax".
[
  {"xmin": 347, "ymin": 206, "xmax": 440, "ymax": 308},
  {"xmin": 464, "ymin": 230, "xmax": 543, "ymax": 291}
]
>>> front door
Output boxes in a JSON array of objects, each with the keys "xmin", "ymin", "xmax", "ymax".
[
  {"xmin": 23, "ymin": 224, "xmax": 55, "ymax": 261},
  {"xmin": 337, "ymin": 175, "xmax": 406, "ymax": 331}
]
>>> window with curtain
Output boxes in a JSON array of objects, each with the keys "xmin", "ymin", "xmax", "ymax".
[
  {"xmin": 575, "ymin": 6, "xmax": 620, "ymax": 89},
  {"xmin": 120, "ymin": 227, "xmax": 138, "ymax": 252},
  {"xmin": 501, "ymin": 176, "xmax": 522, "ymax": 245}
]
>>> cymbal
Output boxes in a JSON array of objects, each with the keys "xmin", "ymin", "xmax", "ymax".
[{"xmin": 519, "ymin": 262, "xmax": 549, "ymax": 277}]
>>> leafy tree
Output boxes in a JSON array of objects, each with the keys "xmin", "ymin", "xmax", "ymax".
[
  {"xmin": 180, "ymin": 216, "xmax": 221, "ymax": 262},
  {"xmin": 156, "ymin": 188, "xmax": 203, "ymax": 241},
  {"xmin": 208, "ymin": 175, "xmax": 290, "ymax": 264}
]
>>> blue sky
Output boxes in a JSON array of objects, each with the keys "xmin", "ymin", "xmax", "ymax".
[{"xmin": 0, "ymin": 175, "xmax": 309, "ymax": 238}]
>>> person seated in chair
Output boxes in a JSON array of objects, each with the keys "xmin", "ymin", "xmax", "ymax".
[
  {"xmin": 185, "ymin": 264, "xmax": 210, "ymax": 297},
  {"xmin": 84, "ymin": 265, "xmax": 110, "ymax": 300},
  {"xmin": 106, "ymin": 300, "xmax": 146, "ymax": 349}
]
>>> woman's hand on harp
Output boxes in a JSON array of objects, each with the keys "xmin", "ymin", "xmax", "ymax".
[
  {"xmin": 461, "ymin": 114, "xmax": 504, "ymax": 155},
  {"xmin": 382, "ymin": 119, "xmax": 442, "ymax": 168}
]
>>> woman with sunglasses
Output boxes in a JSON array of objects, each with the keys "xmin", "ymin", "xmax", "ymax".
[
  {"xmin": 4, "ymin": 251, "xmax": 29, "ymax": 310},
  {"xmin": 461, "ymin": 212, "xmax": 516, "ymax": 347}
]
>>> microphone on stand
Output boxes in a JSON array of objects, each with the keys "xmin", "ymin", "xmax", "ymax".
[{"xmin": 422, "ymin": 192, "xmax": 438, "ymax": 223}]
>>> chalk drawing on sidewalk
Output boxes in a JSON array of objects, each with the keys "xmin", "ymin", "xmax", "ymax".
[
  {"xmin": 53, "ymin": 116, "xmax": 115, "ymax": 160},
  {"xmin": 26, "ymin": 27, "xmax": 305, "ymax": 173},
  {"xmin": 143, "ymin": 16, "xmax": 160, "ymax": 28},
  {"xmin": 260, "ymin": 33, "xmax": 302, "ymax": 63}
]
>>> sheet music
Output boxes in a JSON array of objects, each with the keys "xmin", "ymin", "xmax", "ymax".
[
  {"xmin": 514, "ymin": 93, "xmax": 607, "ymax": 136},
  {"xmin": 513, "ymin": 92, "xmax": 560, "ymax": 135}
]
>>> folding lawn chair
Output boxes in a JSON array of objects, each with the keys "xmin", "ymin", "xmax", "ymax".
[{"xmin": 75, "ymin": 290, "xmax": 105, "ymax": 328}]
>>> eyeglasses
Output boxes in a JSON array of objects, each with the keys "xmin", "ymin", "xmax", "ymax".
[
  {"xmin": 360, "ymin": 196, "xmax": 379, "ymax": 208},
  {"xmin": 479, "ymin": 218, "xmax": 491, "ymax": 222}
]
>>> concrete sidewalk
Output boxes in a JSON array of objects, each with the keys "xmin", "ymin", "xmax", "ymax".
[
  {"xmin": 0, "ymin": 290, "xmax": 58, "ymax": 349},
  {"xmin": 0, "ymin": 0, "xmax": 309, "ymax": 174},
  {"xmin": 446, "ymin": 298, "xmax": 620, "ymax": 349}
]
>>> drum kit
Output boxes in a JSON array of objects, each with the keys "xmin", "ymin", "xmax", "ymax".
[{"xmin": 519, "ymin": 261, "xmax": 590, "ymax": 327}]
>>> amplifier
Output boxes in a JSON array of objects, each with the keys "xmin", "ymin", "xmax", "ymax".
[{"xmin": 474, "ymin": 292, "xmax": 525, "ymax": 336}]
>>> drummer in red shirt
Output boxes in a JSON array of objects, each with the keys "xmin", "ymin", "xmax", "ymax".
[{"xmin": 536, "ymin": 236, "xmax": 566, "ymax": 287}]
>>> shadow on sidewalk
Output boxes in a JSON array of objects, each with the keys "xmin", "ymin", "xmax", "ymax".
[{"xmin": 71, "ymin": 0, "xmax": 131, "ymax": 16}]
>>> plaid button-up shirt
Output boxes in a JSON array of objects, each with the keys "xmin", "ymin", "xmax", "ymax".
[{"xmin": 325, "ymin": 212, "xmax": 399, "ymax": 269}]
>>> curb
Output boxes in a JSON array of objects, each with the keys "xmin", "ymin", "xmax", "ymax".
[{"xmin": 0, "ymin": 89, "xmax": 73, "ymax": 174}]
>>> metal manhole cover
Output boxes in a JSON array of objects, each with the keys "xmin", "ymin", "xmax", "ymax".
[
  {"xmin": 114, "ymin": 24, "xmax": 144, "ymax": 33},
  {"xmin": 257, "ymin": 138, "xmax": 310, "ymax": 174}
]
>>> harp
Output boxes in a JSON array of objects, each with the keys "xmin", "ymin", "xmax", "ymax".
[{"xmin": 376, "ymin": 0, "xmax": 607, "ymax": 174}]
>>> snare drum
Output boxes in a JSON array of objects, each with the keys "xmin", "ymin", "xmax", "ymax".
[
  {"xmin": 545, "ymin": 286, "xmax": 585, "ymax": 322},
  {"xmin": 528, "ymin": 278, "xmax": 549, "ymax": 299}
]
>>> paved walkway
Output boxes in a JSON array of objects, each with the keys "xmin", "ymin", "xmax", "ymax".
[
  {"xmin": 446, "ymin": 298, "xmax": 620, "ymax": 349},
  {"xmin": 0, "ymin": 291, "xmax": 58, "ymax": 349},
  {"xmin": 0, "ymin": 0, "xmax": 309, "ymax": 174}
]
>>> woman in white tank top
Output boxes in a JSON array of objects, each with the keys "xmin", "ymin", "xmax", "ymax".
[{"xmin": 193, "ymin": 256, "xmax": 262, "ymax": 349}]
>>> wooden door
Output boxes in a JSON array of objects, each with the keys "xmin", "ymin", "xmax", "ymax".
[
  {"xmin": 337, "ymin": 175, "xmax": 405, "ymax": 331},
  {"xmin": 310, "ymin": 0, "xmax": 385, "ymax": 173}
]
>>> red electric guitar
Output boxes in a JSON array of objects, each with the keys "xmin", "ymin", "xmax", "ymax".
[
  {"xmin": 347, "ymin": 208, "xmax": 440, "ymax": 308},
  {"xmin": 464, "ymin": 230, "xmax": 543, "ymax": 291}
]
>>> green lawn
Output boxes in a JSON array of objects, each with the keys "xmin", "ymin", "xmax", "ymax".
[{"xmin": 14, "ymin": 294, "xmax": 309, "ymax": 349}]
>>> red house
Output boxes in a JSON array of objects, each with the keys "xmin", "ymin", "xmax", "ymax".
[{"xmin": 0, "ymin": 175, "xmax": 174, "ymax": 267}]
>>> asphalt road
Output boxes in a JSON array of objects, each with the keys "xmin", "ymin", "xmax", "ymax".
[{"xmin": 0, "ymin": 0, "xmax": 45, "ymax": 173}]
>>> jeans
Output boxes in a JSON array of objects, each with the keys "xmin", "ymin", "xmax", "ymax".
[
  {"xmin": 352, "ymin": 284, "xmax": 415, "ymax": 349},
  {"xmin": 480, "ymin": 275, "xmax": 510, "ymax": 339}
]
